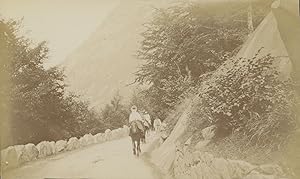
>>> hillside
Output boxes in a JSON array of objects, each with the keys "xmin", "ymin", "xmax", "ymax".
[
  {"xmin": 62, "ymin": 0, "xmax": 175, "ymax": 108},
  {"xmin": 150, "ymin": 0, "xmax": 300, "ymax": 178}
]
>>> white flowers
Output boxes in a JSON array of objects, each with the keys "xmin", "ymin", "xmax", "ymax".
[{"xmin": 226, "ymin": 112, "xmax": 232, "ymax": 116}]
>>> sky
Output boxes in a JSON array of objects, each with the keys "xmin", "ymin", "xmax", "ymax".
[{"xmin": 0, "ymin": 0, "xmax": 120, "ymax": 67}]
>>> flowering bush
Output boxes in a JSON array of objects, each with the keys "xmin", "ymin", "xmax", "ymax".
[{"xmin": 199, "ymin": 51, "xmax": 299, "ymax": 146}]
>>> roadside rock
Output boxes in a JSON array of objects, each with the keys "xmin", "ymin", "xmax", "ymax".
[
  {"xmin": 79, "ymin": 136, "xmax": 89, "ymax": 147},
  {"xmin": 37, "ymin": 141, "xmax": 53, "ymax": 158},
  {"xmin": 105, "ymin": 129, "xmax": 112, "ymax": 140},
  {"xmin": 201, "ymin": 125, "xmax": 217, "ymax": 140},
  {"xmin": 1, "ymin": 146, "xmax": 19, "ymax": 170},
  {"xmin": 55, "ymin": 140, "xmax": 67, "ymax": 152},
  {"xmin": 259, "ymin": 164, "xmax": 284, "ymax": 176},
  {"xmin": 117, "ymin": 128, "xmax": 124, "ymax": 137},
  {"xmin": 95, "ymin": 133, "xmax": 106, "ymax": 143},
  {"xmin": 84, "ymin": 133, "xmax": 95, "ymax": 145},
  {"xmin": 19, "ymin": 143, "xmax": 39, "ymax": 164},
  {"xmin": 49, "ymin": 141, "xmax": 56, "ymax": 154},
  {"xmin": 113, "ymin": 128, "xmax": 123, "ymax": 139},
  {"xmin": 195, "ymin": 140, "xmax": 211, "ymax": 150},
  {"xmin": 123, "ymin": 125, "xmax": 130, "ymax": 134},
  {"xmin": 243, "ymin": 171, "xmax": 276, "ymax": 179},
  {"xmin": 14, "ymin": 145, "xmax": 25, "ymax": 163},
  {"xmin": 66, "ymin": 137, "xmax": 80, "ymax": 151},
  {"xmin": 110, "ymin": 130, "xmax": 116, "ymax": 139},
  {"xmin": 14, "ymin": 145, "xmax": 25, "ymax": 157},
  {"xmin": 229, "ymin": 160, "xmax": 256, "ymax": 178},
  {"xmin": 173, "ymin": 146, "xmax": 285, "ymax": 179},
  {"xmin": 0, "ymin": 126, "xmax": 130, "ymax": 171}
]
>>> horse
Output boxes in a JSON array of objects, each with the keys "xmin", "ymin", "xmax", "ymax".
[
  {"xmin": 141, "ymin": 120, "xmax": 151, "ymax": 143},
  {"xmin": 129, "ymin": 121, "xmax": 144, "ymax": 156}
]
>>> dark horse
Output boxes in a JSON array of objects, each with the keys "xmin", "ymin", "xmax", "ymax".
[
  {"xmin": 129, "ymin": 121, "xmax": 144, "ymax": 156},
  {"xmin": 141, "ymin": 120, "xmax": 151, "ymax": 143}
]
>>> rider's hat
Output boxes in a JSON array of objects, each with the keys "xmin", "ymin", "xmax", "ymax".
[{"xmin": 131, "ymin": 105, "xmax": 137, "ymax": 111}]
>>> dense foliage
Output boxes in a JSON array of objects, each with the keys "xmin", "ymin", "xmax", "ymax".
[
  {"xmin": 199, "ymin": 51, "xmax": 298, "ymax": 147},
  {"xmin": 134, "ymin": 0, "xmax": 299, "ymax": 177},
  {"xmin": 0, "ymin": 19, "xmax": 128, "ymax": 148},
  {"xmin": 134, "ymin": 0, "xmax": 298, "ymax": 150},
  {"xmin": 100, "ymin": 93, "xmax": 129, "ymax": 129},
  {"xmin": 134, "ymin": 1, "xmax": 272, "ymax": 118}
]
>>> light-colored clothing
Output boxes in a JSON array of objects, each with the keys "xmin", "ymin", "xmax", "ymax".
[
  {"xmin": 129, "ymin": 111, "xmax": 143, "ymax": 123},
  {"xmin": 144, "ymin": 114, "xmax": 151, "ymax": 125},
  {"xmin": 154, "ymin": 118, "xmax": 162, "ymax": 131},
  {"xmin": 129, "ymin": 107, "xmax": 145, "ymax": 136},
  {"xmin": 161, "ymin": 121, "xmax": 166, "ymax": 128}
]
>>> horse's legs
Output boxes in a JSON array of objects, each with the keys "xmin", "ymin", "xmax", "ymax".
[
  {"xmin": 142, "ymin": 135, "xmax": 145, "ymax": 144},
  {"xmin": 131, "ymin": 138, "xmax": 136, "ymax": 155},
  {"xmin": 137, "ymin": 139, "xmax": 141, "ymax": 156},
  {"xmin": 144, "ymin": 130, "xmax": 147, "ymax": 143},
  {"xmin": 138, "ymin": 139, "xmax": 141, "ymax": 153}
]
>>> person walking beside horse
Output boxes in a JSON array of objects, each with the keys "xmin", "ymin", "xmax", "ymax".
[
  {"xmin": 154, "ymin": 117, "xmax": 162, "ymax": 132},
  {"xmin": 142, "ymin": 110, "xmax": 152, "ymax": 137}
]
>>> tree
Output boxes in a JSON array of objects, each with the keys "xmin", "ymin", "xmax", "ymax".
[
  {"xmin": 100, "ymin": 92, "xmax": 129, "ymax": 129},
  {"xmin": 0, "ymin": 19, "xmax": 106, "ymax": 148},
  {"xmin": 134, "ymin": 1, "xmax": 272, "ymax": 117},
  {"xmin": 1, "ymin": 19, "xmax": 68, "ymax": 146}
]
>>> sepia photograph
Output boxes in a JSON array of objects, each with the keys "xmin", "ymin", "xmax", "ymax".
[{"xmin": 1, "ymin": 0, "xmax": 300, "ymax": 178}]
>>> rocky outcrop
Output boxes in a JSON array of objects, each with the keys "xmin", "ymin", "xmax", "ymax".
[
  {"xmin": 1, "ymin": 125, "xmax": 130, "ymax": 171},
  {"xmin": 151, "ymin": 105, "xmax": 192, "ymax": 173},
  {"xmin": 201, "ymin": 125, "xmax": 217, "ymax": 140}
]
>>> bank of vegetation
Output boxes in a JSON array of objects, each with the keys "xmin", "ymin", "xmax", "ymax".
[{"xmin": 134, "ymin": 0, "xmax": 299, "ymax": 177}]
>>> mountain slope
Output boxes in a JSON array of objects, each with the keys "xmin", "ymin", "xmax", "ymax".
[{"xmin": 62, "ymin": 0, "xmax": 171, "ymax": 108}]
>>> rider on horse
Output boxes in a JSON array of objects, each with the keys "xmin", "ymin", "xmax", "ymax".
[{"xmin": 129, "ymin": 105, "xmax": 145, "ymax": 137}]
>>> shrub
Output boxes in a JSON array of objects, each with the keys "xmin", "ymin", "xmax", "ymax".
[{"xmin": 197, "ymin": 51, "xmax": 299, "ymax": 147}]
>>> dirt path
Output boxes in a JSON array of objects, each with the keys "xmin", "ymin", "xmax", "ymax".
[{"xmin": 2, "ymin": 134, "xmax": 163, "ymax": 179}]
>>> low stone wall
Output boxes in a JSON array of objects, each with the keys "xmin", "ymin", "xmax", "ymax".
[
  {"xmin": 1, "ymin": 125, "xmax": 129, "ymax": 171},
  {"xmin": 150, "ymin": 124, "xmax": 288, "ymax": 179},
  {"xmin": 173, "ymin": 145, "xmax": 287, "ymax": 179},
  {"xmin": 170, "ymin": 125, "xmax": 287, "ymax": 179}
]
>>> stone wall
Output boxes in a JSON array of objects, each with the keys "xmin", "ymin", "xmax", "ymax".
[
  {"xmin": 173, "ymin": 145, "xmax": 287, "ymax": 179},
  {"xmin": 150, "ymin": 124, "xmax": 288, "ymax": 179},
  {"xmin": 1, "ymin": 125, "xmax": 129, "ymax": 171},
  {"xmin": 170, "ymin": 126, "xmax": 288, "ymax": 179}
]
